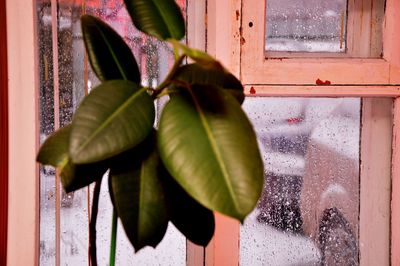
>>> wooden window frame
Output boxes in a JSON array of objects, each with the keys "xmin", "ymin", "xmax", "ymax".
[
  {"xmin": 205, "ymin": 0, "xmax": 400, "ymax": 265},
  {"xmin": 6, "ymin": 0, "xmax": 40, "ymax": 264},
  {"xmin": 241, "ymin": 0, "xmax": 400, "ymax": 86},
  {"xmin": 1, "ymin": 0, "xmax": 8, "ymax": 264},
  {"xmin": 5, "ymin": 0, "xmax": 400, "ymax": 265}
]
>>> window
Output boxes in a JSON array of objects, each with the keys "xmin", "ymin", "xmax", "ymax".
[
  {"xmin": 5, "ymin": 0, "xmax": 400, "ymax": 264},
  {"xmin": 241, "ymin": 0, "xmax": 397, "ymax": 85},
  {"xmin": 205, "ymin": 0, "xmax": 400, "ymax": 265},
  {"xmin": 266, "ymin": 0, "xmax": 349, "ymax": 53},
  {"xmin": 239, "ymin": 97, "xmax": 392, "ymax": 265},
  {"xmin": 36, "ymin": 0, "xmax": 191, "ymax": 265},
  {"xmin": 265, "ymin": 0, "xmax": 385, "ymax": 57}
]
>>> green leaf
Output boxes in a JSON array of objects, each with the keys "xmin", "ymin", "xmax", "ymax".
[
  {"xmin": 37, "ymin": 125, "xmax": 108, "ymax": 192},
  {"xmin": 70, "ymin": 80, "xmax": 155, "ymax": 164},
  {"xmin": 37, "ymin": 125, "xmax": 71, "ymax": 167},
  {"xmin": 158, "ymin": 85, "xmax": 264, "ymax": 221},
  {"xmin": 81, "ymin": 15, "xmax": 140, "ymax": 83},
  {"xmin": 123, "ymin": 0, "xmax": 185, "ymax": 40},
  {"xmin": 109, "ymin": 139, "xmax": 169, "ymax": 251},
  {"xmin": 61, "ymin": 160, "xmax": 108, "ymax": 193},
  {"xmin": 162, "ymin": 169, "xmax": 214, "ymax": 246},
  {"xmin": 174, "ymin": 63, "xmax": 245, "ymax": 104}
]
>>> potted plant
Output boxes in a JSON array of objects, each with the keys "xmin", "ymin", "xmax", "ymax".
[{"xmin": 37, "ymin": 0, "xmax": 264, "ymax": 264}]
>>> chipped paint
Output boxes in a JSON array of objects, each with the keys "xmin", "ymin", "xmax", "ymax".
[{"xmin": 316, "ymin": 79, "xmax": 331, "ymax": 85}]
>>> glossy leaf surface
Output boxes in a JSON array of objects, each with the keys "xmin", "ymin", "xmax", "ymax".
[
  {"xmin": 174, "ymin": 63, "xmax": 244, "ymax": 104},
  {"xmin": 109, "ymin": 143, "xmax": 169, "ymax": 251},
  {"xmin": 123, "ymin": 0, "xmax": 185, "ymax": 40},
  {"xmin": 37, "ymin": 125, "xmax": 71, "ymax": 167},
  {"xmin": 81, "ymin": 15, "xmax": 140, "ymax": 83},
  {"xmin": 37, "ymin": 125, "xmax": 107, "ymax": 192},
  {"xmin": 158, "ymin": 85, "xmax": 264, "ymax": 221},
  {"xmin": 70, "ymin": 80, "xmax": 155, "ymax": 164},
  {"xmin": 162, "ymin": 170, "xmax": 215, "ymax": 246}
]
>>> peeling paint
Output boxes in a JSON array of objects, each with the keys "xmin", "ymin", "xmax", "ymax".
[{"xmin": 316, "ymin": 79, "xmax": 331, "ymax": 85}]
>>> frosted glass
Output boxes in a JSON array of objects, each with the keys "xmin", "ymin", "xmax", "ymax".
[
  {"xmin": 241, "ymin": 98, "xmax": 360, "ymax": 265},
  {"xmin": 266, "ymin": 0, "xmax": 347, "ymax": 52}
]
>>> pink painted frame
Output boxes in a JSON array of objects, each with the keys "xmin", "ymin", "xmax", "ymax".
[
  {"xmin": 241, "ymin": 0, "xmax": 400, "ymax": 86},
  {"xmin": 0, "ymin": 0, "xmax": 8, "ymax": 263}
]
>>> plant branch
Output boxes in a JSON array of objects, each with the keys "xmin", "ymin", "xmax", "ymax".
[
  {"xmin": 109, "ymin": 209, "xmax": 118, "ymax": 266},
  {"xmin": 90, "ymin": 179, "xmax": 102, "ymax": 266},
  {"xmin": 152, "ymin": 55, "xmax": 186, "ymax": 98}
]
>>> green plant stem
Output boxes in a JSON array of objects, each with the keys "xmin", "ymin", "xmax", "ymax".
[
  {"xmin": 153, "ymin": 55, "xmax": 186, "ymax": 98},
  {"xmin": 90, "ymin": 179, "xmax": 102, "ymax": 266},
  {"xmin": 109, "ymin": 209, "xmax": 118, "ymax": 266},
  {"xmin": 169, "ymin": 39, "xmax": 181, "ymax": 60}
]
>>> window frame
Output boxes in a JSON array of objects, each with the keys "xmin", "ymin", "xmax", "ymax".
[
  {"xmin": 1, "ymin": 0, "xmax": 9, "ymax": 263},
  {"xmin": 240, "ymin": 0, "xmax": 400, "ymax": 86},
  {"xmin": 6, "ymin": 0, "xmax": 40, "ymax": 264},
  {"xmin": 5, "ymin": 0, "xmax": 400, "ymax": 265},
  {"xmin": 205, "ymin": 0, "xmax": 400, "ymax": 265}
]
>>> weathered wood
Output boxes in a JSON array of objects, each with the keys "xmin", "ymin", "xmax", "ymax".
[
  {"xmin": 243, "ymin": 85, "xmax": 400, "ymax": 97},
  {"xmin": 205, "ymin": 0, "xmax": 242, "ymax": 265},
  {"xmin": 391, "ymin": 98, "xmax": 400, "ymax": 266},
  {"xmin": 360, "ymin": 98, "xmax": 392, "ymax": 266},
  {"xmin": 241, "ymin": 0, "xmax": 396, "ymax": 85}
]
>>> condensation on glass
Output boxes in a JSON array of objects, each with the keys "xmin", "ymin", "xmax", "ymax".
[
  {"xmin": 241, "ymin": 98, "xmax": 360, "ymax": 265},
  {"xmin": 37, "ymin": 0, "xmax": 187, "ymax": 265},
  {"xmin": 265, "ymin": 0, "xmax": 347, "ymax": 53}
]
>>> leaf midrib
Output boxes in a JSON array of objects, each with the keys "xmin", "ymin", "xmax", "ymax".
[
  {"xmin": 187, "ymin": 88, "xmax": 240, "ymax": 214},
  {"xmin": 93, "ymin": 21, "xmax": 128, "ymax": 80},
  {"xmin": 72, "ymin": 86, "xmax": 147, "ymax": 161},
  {"xmin": 150, "ymin": 0, "xmax": 178, "ymax": 38},
  {"xmin": 137, "ymin": 160, "xmax": 146, "ymax": 243}
]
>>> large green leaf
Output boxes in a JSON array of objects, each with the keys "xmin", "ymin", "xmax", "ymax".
[
  {"xmin": 109, "ymin": 140, "xmax": 169, "ymax": 251},
  {"xmin": 174, "ymin": 63, "xmax": 245, "ymax": 104},
  {"xmin": 162, "ymin": 169, "xmax": 215, "ymax": 246},
  {"xmin": 81, "ymin": 15, "xmax": 140, "ymax": 83},
  {"xmin": 123, "ymin": 0, "xmax": 185, "ymax": 40},
  {"xmin": 70, "ymin": 80, "xmax": 155, "ymax": 164},
  {"xmin": 37, "ymin": 125, "xmax": 108, "ymax": 192},
  {"xmin": 158, "ymin": 85, "xmax": 264, "ymax": 221}
]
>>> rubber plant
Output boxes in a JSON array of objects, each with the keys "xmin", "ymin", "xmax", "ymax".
[{"xmin": 37, "ymin": 0, "xmax": 264, "ymax": 264}]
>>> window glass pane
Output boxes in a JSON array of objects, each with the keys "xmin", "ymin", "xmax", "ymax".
[
  {"xmin": 38, "ymin": 0, "xmax": 187, "ymax": 265},
  {"xmin": 240, "ymin": 98, "xmax": 360, "ymax": 265},
  {"xmin": 38, "ymin": 1, "xmax": 56, "ymax": 264},
  {"xmin": 266, "ymin": 0, "xmax": 347, "ymax": 53}
]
